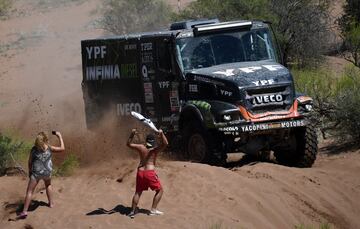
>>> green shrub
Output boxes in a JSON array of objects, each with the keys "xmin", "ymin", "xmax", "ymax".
[
  {"xmin": 0, "ymin": 133, "xmax": 32, "ymax": 175},
  {"xmin": 0, "ymin": 0, "xmax": 12, "ymax": 17},
  {"xmin": 332, "ymin": 66, "xmax": 360, "ymax": 142},
  {"xmin": 53, "ymin": 153, "xmax": 79, "ymax": 177},
  {"xmin": 292, "ymin": 68, "xmax": 338, "ymax": 134},
  {"xmin": 293, "ymin": 65, "xmax": 360, "ymax": 144}
]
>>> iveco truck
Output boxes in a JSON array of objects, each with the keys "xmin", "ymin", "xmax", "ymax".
[{"xmin": 81, "ymin": 19, "xmax": 317, "ymax": 167}]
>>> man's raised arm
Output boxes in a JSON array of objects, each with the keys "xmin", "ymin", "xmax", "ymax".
[
  {"xmin": 156, "ymin": 129, "xmax": 168, "ymax": 152},
  {"xmin": 127, "ymin": 129, "xmax": 140, "ymax": 149}
]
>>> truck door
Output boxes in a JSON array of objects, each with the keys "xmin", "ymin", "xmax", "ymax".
[
  {"xmin": 154, "ymin": 37, "xmax": 181, "ymax": 131},
  {"xmin": 140, "ymin": 37, "xmax": 181, "ymax": 132}
]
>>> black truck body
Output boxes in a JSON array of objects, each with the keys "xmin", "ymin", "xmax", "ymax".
[{"xmin": 81, "ymin": 20, "xmax": 317, "ymax": 167}]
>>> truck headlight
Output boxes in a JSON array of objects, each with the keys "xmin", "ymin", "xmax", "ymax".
[
  {"xmin": 305, "ymin": 104, "xmax": 313, "ymax": 112},
  {"xmin": 223, "ymin": 115, "xmax": 231, "ymax": 121}
]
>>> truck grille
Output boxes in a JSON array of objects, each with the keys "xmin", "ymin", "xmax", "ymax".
[{"xmin": 244, "ymin": 84, "xmax": 293, "ymax": 114}]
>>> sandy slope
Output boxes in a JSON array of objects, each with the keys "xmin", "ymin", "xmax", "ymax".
[
  {"xmin": 1, "ymin": 1, "xmax": 360, "ymax": 229},
  {"xmin": 1, "ymin": 150, "xmax": 360, "ymax": 229},
  {"xmin": 0, "ymin": 0, "xmax": 104, "ymax": 137}
]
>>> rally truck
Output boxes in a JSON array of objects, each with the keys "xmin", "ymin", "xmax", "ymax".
[{"xmin": 81, "ymin": 19, "xmax": 318, "ymax": 167}]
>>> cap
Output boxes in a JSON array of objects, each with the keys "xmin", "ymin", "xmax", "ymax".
[{"xmin": 145, "ymin": 134, "xmax": 156, "ymax": 148}]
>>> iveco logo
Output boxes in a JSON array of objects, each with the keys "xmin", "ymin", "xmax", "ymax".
[{"xmin": 252, "ymin": 94, "xmax": 283, "ymax": 105}]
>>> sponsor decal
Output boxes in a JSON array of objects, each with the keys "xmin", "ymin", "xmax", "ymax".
[
  {"xmin": 239, "ymin": 66, "xmax": 262, "ymax": 73},
  {"xmin": 252, "ymin": 94, "xmax": 283, "ymax": 105},
  {"xmin": 120, "ymin": 63, "xmax": 137, "ymax": 78},
  {"xmin": 86, "ymin": 65, "xmax": 120, "ymax": 80},
  {"xmin": 241, "ymin": 124, "xmax": 270, "ymax": 132},
  {"xmin": 189, "ymin": 84, "xmax": 198, "ymax": 93},
  {"xmin": 280, "ymin": 120, "xmax": 305, "ymax": 128},
  {"xmin": 85, "ymin": 45, "xmax": 122, "ymax": 81},
  {"xmin": 263, "ymin": 65, "xmax": 283, "ymax": 71},
  {"xmin": 240, "ymin": 65, "xmax": 283, "ymax": 73},
  {"xmin": 117, "ymin": 103, "xmax": 142, "ymax": 116},
  {"xmin": 219, "ymin": 120, "xmax": 306, "ymax": 133},
  {"xmin": 220, "ymin": 89, "xmax": 233, "ymax": 97},
  {"xmin": 177, "ymin": 32, "xmax": 193, "ymax": 38},
  {"xmin": 252, "ymin": 79, "xmax": 275, "ymax": 86},
  {"xmin": 219, "ymin": 126, "xmax": 239, "ymax": 132},
  {"xmin": 86, "ymin": 46, "xmax": 106, "ymax": 59},
  {"xmin": 141, "ymin": 52, "xmax": 153, "ymax": 63},
  {"xmin": 213, "ymin": 69, "xmax": 235, "ymax": 77},
  {"xmin": 158, "ymin": 81, "xmax": 170, "ymax": 89},
  {"xmin": 144, "ymin": 83, "xmax": 154, "ymax": 103},
  {"xmin": 162, "ymin": 115, "xmax": 179, "ymax": 122},
  {"xmin": 141, "ymin": 43, "xmax": 153, "ymax": 51},
  {"xmin": 142, "ymin": 65, "xmax": 148, "ymax": 78},
  {"xmin": 170, "ymin": 90, "xmax": 180, "ymax": 112},
  {"xmin": 213, "ymin": 65, "xmax": 284, "ymax": 76},
  {"xmin": 190, "ymin": 100, "xmax": 211, "ymax": 110},
  {"xmin": 124, "ymin": 44, "xmax": 137, "ymax": 50}
]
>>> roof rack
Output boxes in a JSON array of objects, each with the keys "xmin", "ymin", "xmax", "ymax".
[
  {"xmin": 193, "ymin": 21, "xmax": 252, "ymax": 36},
  {"xmin": 170, "ymin": 18, "xmax": 220, "ymax": 30}
]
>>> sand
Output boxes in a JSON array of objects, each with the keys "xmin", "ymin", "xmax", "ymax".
[
  {"xmin": 1, "ymin": 150, "xmax": 360, "ymax": 229},
  {"xmin": 1, "ymin": 0, "xmax": 360, "ymax": 229}
]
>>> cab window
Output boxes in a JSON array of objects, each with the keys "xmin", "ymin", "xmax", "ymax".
[{"xmin": 157, "ymin": 40, "xmax": 172, "ymax": 72}]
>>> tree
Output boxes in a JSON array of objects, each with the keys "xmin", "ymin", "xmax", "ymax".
[
  {"xmin": 101, "ymin": 0, "xmax": 171, "ymax": 35},
  {"xmin": 270, "ymin": 0, "xmax": 332, "ymax": 67},
  {"xmin": 173, "ymin": 0, "xmax": 332, "ymax": 67},
  {"xmin": 173, "ymin": 0, "xmax": 273, "ymax": 22},
  {"xmin": 338, "ymin": 0, "xmax": 360, "ymax": 68}
]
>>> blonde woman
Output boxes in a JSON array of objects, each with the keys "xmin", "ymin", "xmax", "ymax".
[{"xmin": 18, "ymin": 131, "xmax": 65, "ymax": 218}]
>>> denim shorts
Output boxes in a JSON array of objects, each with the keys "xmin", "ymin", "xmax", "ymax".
[{"xmin": 30, "ymin": 174, "xmax": 51, "ymax": 181}]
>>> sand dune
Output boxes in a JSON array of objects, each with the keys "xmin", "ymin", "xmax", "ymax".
[{"xmin": 1, "ymin": 151, "xmax": 360, "ymax": 229}]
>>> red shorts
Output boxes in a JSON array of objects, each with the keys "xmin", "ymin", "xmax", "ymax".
[{"xmin": 136, "ymin": 170, "xmax": 162, "ymax": 192}]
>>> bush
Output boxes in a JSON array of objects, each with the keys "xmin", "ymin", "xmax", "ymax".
[
  {"xmin": 0, "ymin": 0, "xmax": 12, "ymax": 17},
  {"xmin": 53, "ymin": 153, "xmax": 79, "ymax": 177},
  {"xmin": 332, "ymin": 66, "xmax": 360, "ymax": 142},
  {"xmin": 101, "ymin": 0, "xmax": 171, "ymax": 34},
  {"xmin": 0, "ymin": 133, "xmax": 32, "ymax": 175},
  {"xmin": 292, "ymin": 68, "xmax": 338, "ymax": 134},
  {"xmin": 293, "ymin": 65, "xmax": 360, "ymax": 144}
]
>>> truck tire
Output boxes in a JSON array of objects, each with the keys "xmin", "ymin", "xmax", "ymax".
[
  {"xmin": 275, "ymin": 124, "xmax": 317, "ymax": 167},
  {"xmin": 183, "ymin": 121, "xmax": 210, "ymax": 163}
]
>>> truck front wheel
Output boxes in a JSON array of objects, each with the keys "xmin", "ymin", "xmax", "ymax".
[
  {"xmin": 275, "ymin": 124, "xmax": 318, "ymax": 168},
  {"xmin": 183, "ymin": 122, "xmax": 210, "ymax": 163}
]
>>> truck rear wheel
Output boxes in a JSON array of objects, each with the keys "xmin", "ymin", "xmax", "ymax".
[{"xmin": 275, "ymin": 124, "xmax": 317, "ymax": 168}]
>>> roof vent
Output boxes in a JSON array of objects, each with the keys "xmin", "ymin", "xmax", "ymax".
[{"xmin": 170, "ymin": 18, "xmax": 220, "ymax": 30}]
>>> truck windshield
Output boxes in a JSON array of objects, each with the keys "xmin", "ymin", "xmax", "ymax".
[{"xmin": 176, "ymin": 28, "xmax": 277, "ymax": 71}]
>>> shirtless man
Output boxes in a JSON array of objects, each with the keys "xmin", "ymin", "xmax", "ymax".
[{"xmin": 127, "ymin": 128, "xmax": 168, "ymax": 218}]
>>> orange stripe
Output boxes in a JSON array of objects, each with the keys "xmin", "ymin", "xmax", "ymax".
[{"xmin": 239, "ymin": 100, "xmax": 300, "ymax": 122}]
